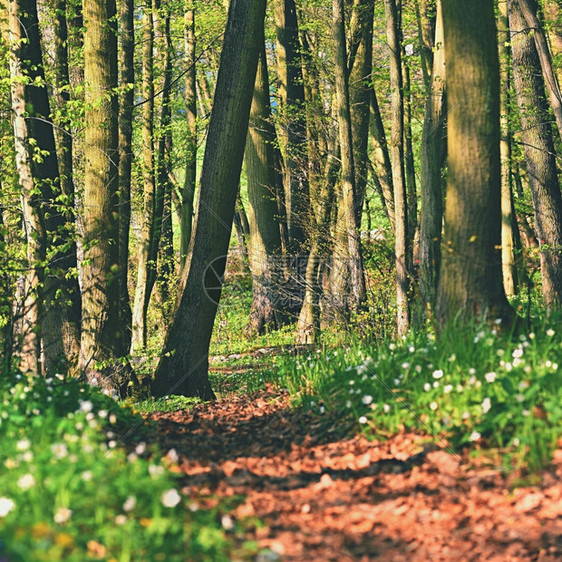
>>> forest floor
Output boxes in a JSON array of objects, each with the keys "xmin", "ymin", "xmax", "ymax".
[{"xmin": 150, "ymin": 381, "xmax": 562, "ymax": 561}]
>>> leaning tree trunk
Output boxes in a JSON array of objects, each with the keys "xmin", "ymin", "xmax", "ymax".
[
  {"xmin": 436, "ymin": 0, "xmax": 512, "ymax": 325},
  {"xmin": 151, "ymin": 0, "xmax": 267, "ymax": 399},
  {"xmin": 509, "ymin": 0, "xmax": 562, "ymax": 311},
  {"xmin": 81, "ymin": 0, "xmax": 135, "ymax": 394},
  {"xmin": 419, "ymin": 0, "xmax": 446, "ymax": 313}
]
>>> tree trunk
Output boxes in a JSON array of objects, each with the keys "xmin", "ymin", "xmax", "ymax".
[
  {"xmin": 419, "ymin": 0, "xmax": 446, "ymax": 313},
  {"xmin": 81, "ymin": 0, "xmax": 135, "ymax": 394},
  {"xmin": 274, "ymin": 0, "xmax": 309, "ymax": 252},
  {"xmin": 131, "ymin": 1, "xmax": 156, "ymax": 354},
  {"xmin": 117, "ymin": 0, "xmax": 135, "ymax": 353},
  {"xmin": 245, "ymin": 44, "xmax": 285, "ymax": 335},
  {"xmin": 509, "ymin": 0, "xmax": 562, "ymax": 311},
  {"xmin": 9, "ymin": 0, "xmax": 81, "ymax": 374},
  {"xmin": 517, "ymin": 0, "xmax": 562, "ymax": 143},
  {"xmin": 151, "ymin": 0, "xmax": 266, "ymax": 399},
  {"xmin": 498, "ymin": 0, "xmax": 519, "ymax": 297},
  {"xmin": 331, "ymin": 0, "xmax": 366, "ymax": 312},
  {"xmin": 436, "ymin": 0, "xmax": 512, "ymax": 325},
  {"xmin": 385, "ymin": 0, "xmax": 410, "ymax": 335},
  {"xmin": 181, "ymin": 8, "xmax": 197, "ymax": 267}
]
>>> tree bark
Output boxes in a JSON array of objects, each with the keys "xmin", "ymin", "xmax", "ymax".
[
  {"xmin": 81, "ymin": 0, "xmax": 135, "ymax": 394},
  {"xmin": 385, "ymin": 0, "xmax": 410, "ymax": 335},
  {"xmin": 419, "ymin": 0, "xmax": 446, "ymax": 313},
  {"xmin": 509, "ymin": 0, "xmax": 562, "ymax": 311},
  {"xmin": 131, "ymin": 1, "xmax": 156, "ymax": 353},
  {"xmin": 151, "ymin": 0, "xmax": 266, "ymax": 399},
  {"xmin": 436, "ymin": 0, "xmax": 512, "ymax": 325}
]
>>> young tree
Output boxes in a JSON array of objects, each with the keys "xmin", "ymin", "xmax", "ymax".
[
  {"xmin": 151, "ymin": 0, "xmax": 267, "ymax": 399},
  {"xmin": 436, "ymin": 0, "xmax": 512, "ymax": 324}
]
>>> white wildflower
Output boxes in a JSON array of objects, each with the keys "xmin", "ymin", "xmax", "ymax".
[
  {"xmin": 429, "ymin": 401, "xmax": 438, "ymax": 411},
  {"xmin": 358, "ymin": 416, "xmax": 368, "ymax": 424},
  {"xmin": 51, "ymin": 443, "xmax": 68, "ymax": 459},
  {"xmin": 469, "ymin": 431, "xmax": 481, "ymax": 442},
  {"xmin": 54, "ymin": 507, "xmax": 72, "ymax": 524},
  {"xmin": 362, "ymin": 395, "xmax": 373, "ymax": 405},
  {"xmin": 481, "ymin": 397, "xmax": 492, "ymax": 414},
  {"xmin": 0, "ymin": 498, "xmax": 15, "ymax": 517},
  {"xmin": 123, "ymin": 496, "xmax": 136, "ymax": 512},
  {"xmin": 16, "ymin": 439, "xmax": 31, "ymax": 451},
  {"xmin": 484, "ymin": 372, "xmax": 497, "ymax": 383},
  {"xmin": 432, "ymin": 369, "xmax": 444, "ymax": 379},
  {"xmin": 423, "ymin": 383, "xmax": 431, "ymax": 392},
  {"xmin": 161, "ymin": 489, "xmax": 181, "ymax": 508},
  {"xmin": 383, "ymin": 404, "xmax": 391, "ymax": 413},
  {"xmin": 444, "ymin": 385, "xmax": 453, "ymax": 394},
  {"xmin": 17, "ymin": 474, "xmax": 35, "ymax": 491},
  {"xmin": 546, "ymin": 328, "xmax": 555, "ymax": 337}
]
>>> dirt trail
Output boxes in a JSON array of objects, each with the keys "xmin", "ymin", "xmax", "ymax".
[{"xmin": 151, "ymin": 387, "xmax": 562, "ymax": 561}]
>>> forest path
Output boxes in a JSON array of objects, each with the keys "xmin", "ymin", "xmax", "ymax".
[{"xmin": 150, "ymin": 386, "xmax": 562, "ymax": 561}]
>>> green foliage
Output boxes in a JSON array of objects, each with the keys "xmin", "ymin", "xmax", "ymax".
[
  {"xmin": 260, "ymin": 318, "xmax": 562, "ymax": 472},
  {"xmin": 0, "ymin": 372, "xmax": 245, "ymax": 561}
]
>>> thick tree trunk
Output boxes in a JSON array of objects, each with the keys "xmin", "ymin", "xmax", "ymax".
[
  {"xmin": 385, "ymin": 0, "xmax": 410, "ymax": 335},
  {"xmin": 81, "ymin": 0, "xmax": 135, "ymax": 394},
  {"xmin": 151, "ymin": 0, "xmax": 266, "ymax": 399},
  {"xmin": 509, "ymin": 0, "xmax": 562, "ymax": 311},
  {"xmin": 245, "ymin": 45, "xmax": 285, "ymax": 335},
  {"xmin": 419, "ymin": 0, "xmax": 445, "ymax": 313},
  {"xmin": 436, "ymin": 0, "xmax": 512, "ymax": 324}
]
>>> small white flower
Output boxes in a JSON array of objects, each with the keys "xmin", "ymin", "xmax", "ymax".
[
  {"xmin": 345, "ymin": 400, "xmax": 352, "ymax": 408},
  {"xmin": 456, "ymin": 385, "xmax": 464, "ymax": 393},
  {"xmin": 161, "ymin": 488, "xmax": 181, "ymax": 508},
  {"xmin": 401, "ymin": 362, "xmax": 410, "ymax": 369},
  {"xmin": 221, "ymin": 514, "xmax": 234, "ymax": 530},
  {"xmin": 512, "ymin": 348, "xmax": 523, "ymax": 359},
  {"xmin": 484, "ymin": 372, "xmax": 497, "ymax": 383},
  {"xmin": 444, "ymin": 385, "xmax": 453, "ymax": 394},
  {"xmin": 54, "ymin": 507, "xmax": 72, "ymax": 524},
  {"xmin": 429, "ymin": 401, "xmax": 438, "ymax": 411},
  {"xmin": 481, "ymin": 397, "xmax": 492, "ymax": 414},
  {"xmin": 135, "ymin": 443, "xmax": 146, "ymax": 455},
  {"xmin": 389, "ymin": 343, "xmax": 396, "ymax": 350},
  {"xmin": 408, "ymin": 345, "xmax": 415, "ymax": 353},
  {"xmin": 82, "ymin": 471, "xmax": 93, "ymax": 481},
  {"xmin": 424, "ymin": 383, "xmax": 431, "ymax": 392},
  {"xmin": 383, "ymin": 404, "xmax": 391, "ymax": 413},
  {"xmin": 513, "ymin": 438, "xmax": 520, "ymax": 447},
  {"xmin": 167, "ymin": 449, "xmax": 179, "ymax": 463},
  {"xmin": 0, "ymin": 498, "xmax": 15, "ymax": 517},
  {"xmin": 148, "ymin": 464, "xmax": 165, "ymax": 477},
  {"xmin": 523, "ymin": 409, "xmax": 530, "ymax": 417},
  {"xmin": 462, "ymin": 411, "xmax": 470, "ymax": 420},
  {"xmin": 21, "ymin": 451, "xmax": 33, "ymax": 462},
  {"xmin": 497, "ymin": 349, "xmax": 505, "ymax": 357},
  {"xmin": 358, "ymin": 416, "xmax": 368, "ymax": 424},
  {"xmin": 115, "ymin": 514, "xmax": 127, "ymax": 525},
  {"xmin": 123, "ymin": 496, "xmax": 136, "ymax": 512},
  {"xmin": 528, "ymin": 332, "xmax": 535, "ymax": 340},
  {"xmin": 79, "ymin": 400, "xmax": 93, "ymax": 413},
  {"xmin": 109, "ymin": 414, "xmax": 117, "ymax": 424},
  {"xmin": 16, "ymin": 439, "xmax": 31, "ymax": 451},
  {"xmin": 51, "ymin": 443, "xmax": 68, "ymax": 459},
  {"xmin": 98, "ymin": 409, "xmax": 108, "ymax": 419},
  {"xmin": 17, "ymin": 474, "xmax": 35, "ymax": 491},
  {"xmin": 448, "ymin": 354, "xmax": 456, "ymax": 362},
  {"xmin": 362, "ymin": 395, "xmax": 373, "ymax": 405},
  {"xmin": 433, "ymin": 381, "xmax": 439, "ymax": 388},
  {"xmin": 469, "ymin": 431, "xmax": 481, "ymax": 442},
  {"xmin": 546, "ymin": 328, "xmax": 555, "ymax": 337},
  {"xmin": 432, "ymin": 369, "xmax": 444, "ymax": 379},
  {"xmin": 515, "ymin": 394, "xmax": 525, "ymax": 403}
]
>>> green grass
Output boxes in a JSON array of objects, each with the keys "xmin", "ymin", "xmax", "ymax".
[
  {"xmin": 258, "ymin": 317, "xmax": 562, "ymax": 472},
  {"xmin": 0, "ymin": 373, "xmax": 253, "ymax": 561}
]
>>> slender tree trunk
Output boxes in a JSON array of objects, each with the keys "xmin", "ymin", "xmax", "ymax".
[
  {"xmin": 348, "ymin": 0, "xmax": 374, "ymax": 224},
  {"xmin": 117, "ymin": 0, "xmax": 135, "ymax": 353},
  {"xmin": 385, "ymin": 0, "xmax": 410, "ymax": 335},
  {"xmin": 131, "ymin": 1, "xmax": 156, "ymax": 353},
  {"xmin": 274, "ymin": 0, "xmax": 309, "ymax": 252},
  {"xmin": 332, "ymin": 0, "xmax": 366, "ymax": 312},
  {"xmin": 369, "ymin": 90, "xmax": 395, "ymax": 230},
  {"xmin": 151, "ymin": 0, "xmax": 266, "ymax": 399},
  {"xmin": 415, "ymin": 0, "xmax": 436, "ymax": 90},
  {"xmin": 517, "ymin": 0, "xmax": 562, "ymax": 143},
  {"xmin": 181, "ymin": 8, "xmax": 197, "ymax": 267},
  {"xmin": 509, "ymin": 0, "xmax": 562, "ymax": 311},
  {"xmin": 81, "ymin": 0, "xmax": 135, "ymax": 394},
  {"xmin": 436, "ymin": 0, "xmax": 512, "ymax": 325},
  {"xmin": 9, "ymin": 0, "xmax": 80, "ymax": 374},
  {"xmin": 499, "ymin": 0, "xmax": 519, "ymax": 297},
  {"xmin": 544, "ymin": 0, "xmax": 562, "ymax": 86},
  {"xmin": 419, "ymin": 0, "xmax": 446, "ymax": 313}
]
